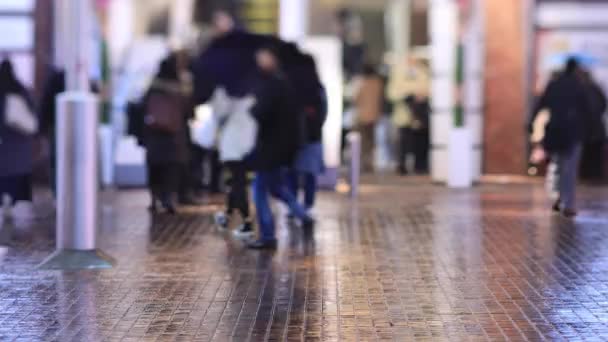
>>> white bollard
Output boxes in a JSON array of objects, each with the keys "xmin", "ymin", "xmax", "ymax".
[
  {"xmin": 347, "ymin": 132, "xmax": 361, "ymax": 199},
  {"xmin": 38, "ymin": 92, "xmax": 114, "ymax": 269}
]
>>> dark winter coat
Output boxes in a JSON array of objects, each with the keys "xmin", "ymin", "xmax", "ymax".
[
  {"xmin": 0, "ymin": 63, "xmax": 35, "ymax": 177},
  {"xmin": 535, "ymin": 72, "xmax": 591, "ymax": 152},
  {"xmin": 582, "ymin": 80, "xmax": 607, "ymax": 143},
  {"xmin": 246, "ymin": 70, "xmax": 300, "ymax": 171},
  {"xmin": 142, "ymin": 80, "xmax": 191, "ymax": 165}
]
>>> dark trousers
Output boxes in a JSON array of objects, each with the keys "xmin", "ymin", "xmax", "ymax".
[
  {"xmin": 147, "ymin": 163, "xmax": 180, "ymax": 204},
  {"xmin": 287, "ymin": 170, "xmax": 317, "ymax": 210},
  {"xmin": 412, "ymin": 129, "xmax": 430, "ymax": 173},
  {"xmin": 225, "ymin": 161, "xmax": 250, "ymax": 219},
  {"xmin": 397, "ymin": 127, "xmax": 429, "ymax": 173},
  {"xmin": 397, "ymin": 127, "xmax": 412, "ymax": 173},
  {"xmin": 358, "ymin": 123, "xmax": 376, "ymax": 172},
  {"xmin": 204, "ymin": 149, "xmax": 222, "ymax": 193},
  {"xmin": 253, "ymin": 169, "xmax": 309, "ymax": 242}
]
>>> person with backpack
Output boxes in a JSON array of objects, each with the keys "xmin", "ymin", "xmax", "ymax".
[
  {"xmin": 287, "ymin": 55, "xmax": 328, "ymax": 214},
  {"xmin": 533, "ymin": 58, "xmax": 591, "ymax": 217},
  {"xmin": 142, "ymin": 57, "xmax": 192, "ymax": 214},
  {"xmin": 245, "ymin": 46, "xmax": 313, "ymax": 250}
]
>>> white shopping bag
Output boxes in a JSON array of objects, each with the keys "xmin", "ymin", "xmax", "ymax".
[
  {"xmin": 5, "ymin": 94, "xmax": 37, "ymax": 135},
  {"xmin": 191, "ymin": 104, "xmax": 217, "ymax": 149}
]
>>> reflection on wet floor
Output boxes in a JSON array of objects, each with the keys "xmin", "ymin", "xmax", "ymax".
[{"xmin": 1, "ymin": 179, "xmax": 608, "ymax": 340}]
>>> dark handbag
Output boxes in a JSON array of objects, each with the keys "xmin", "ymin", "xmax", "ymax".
[{"xmin": 145, "ymin": 92, "xmax": 181, "ymax": 134}]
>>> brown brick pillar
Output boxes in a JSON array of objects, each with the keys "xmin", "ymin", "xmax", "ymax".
[{"xmin": 483, "ymin": 0, "xmax": 528, "ymax": 174}]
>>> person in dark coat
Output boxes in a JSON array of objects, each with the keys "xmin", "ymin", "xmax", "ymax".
[
  {"xmin": 143, "ymin": 58, "xmax": 192, "ymax": 214},
  {"xmin": 286, "ymin": 54, "xmax": 327, "ymax": 212},
  {"xmin": 532, "ymin": 58, "xmax": 591, "ymax": 217},
  {"xmin": 579, "ymin": 71, "xmax": 607, "ymax": 182},
  {"xmin": 246, "ymin": 46, "xmax": 313, "ymax": 250},
  {"xmin": 405, "ymin": 95, "xmax": 430, "ymax": 174},
  {"xmin": 0, "ymin": 59, "xmax": 36, "ymax": 214}
]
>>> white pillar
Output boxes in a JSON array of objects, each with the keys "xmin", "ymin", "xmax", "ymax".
[
  {"xmin": 170, "ymin": 0, "xmax": 195, "ymax": 49},
  {"xmin": 385, "ymin": 0, "xmax": 411, "ymax": 57},
  {"xmin": 53, "ymin": 0, "xmax": 69, "ymax": 69},
  {"xmin": 39, "ymin": 0, "xmax": 113, "ymax": 270},
  {"xmin": 279, "ymin": 0, "xmax": 309, "ymax": 42},
  {"xmin": 429, "ymin": 0, "xmax": 484, "ymax": 184}
]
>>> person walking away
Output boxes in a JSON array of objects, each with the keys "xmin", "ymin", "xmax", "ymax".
[
  {"xmin": 288, "ymin": 57, "xmax": 328, "ymax": 213},
  {"xmin": 387, "ymin": 56, "xmax": 430, "ymax": 175},
  {"xmin": 0, "ymin": 59, "xmax": 37, "ymax": 221},
  {"xmin": 533, "ymin": 58, "xmax": 591, "ymax": 218},
  {"xmin": 246, "ymin": 46, "xmax": 313, "ymax": 250},
  {"xmin": 355, "ymin": 64, "xmax": 383, "ymax": 173},
  {"xmin": 142, "ymin": 58, "xmax": 191, "ymax": 214},
  {"xmin": 579, "ymin": 70, "xmax": 607, "ymax": 183},
  {"xmin": 209, "ymin": 88, "xmax": 256, "ymax": 239},
  {"xmin": 406, "ymin": 95, "xmax": 431, "ymax": 174}
]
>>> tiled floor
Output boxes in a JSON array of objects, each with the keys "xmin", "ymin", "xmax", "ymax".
[{"xmin": 1, "ymin": 177, "xmax": 608, "ymax": 341}]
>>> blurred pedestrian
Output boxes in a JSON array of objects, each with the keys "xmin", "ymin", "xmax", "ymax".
[
  {"xmin": 579, "ymin": 70, "xmax": 607, "ymax": 182},
  {"xmin": 406, "ymin": 95, "xmax": 430, "ymax": 174},
  {"xmin": 387, "ymin": 56, "xmax": 430, "ymax": 175},
  {"xmin": 210, "ymin": 88, "xmax": 256, "ymax": 239},
  {"xmin": 142, "ymin": 57, "xmax": 192, "ymax": 214},
  {"xmin": 0, "ymin": 59, "xmax": 37, "ymax": 221},
  {"xmin": 288, "ymin": 55, "xmax": 328, "ymax": 213},
  {"xmin": 355, "ymin": 64, "xmax": 383, "ymax": 172},
  {"xmin": 533, "ymin": 58, "xmax": 591, "ymax": 217},
  {"xmin": 246, "ymin": 46, "xmax": 313, "ymax": 250}
]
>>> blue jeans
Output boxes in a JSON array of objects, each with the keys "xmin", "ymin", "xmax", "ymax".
[
  {"xmin": 287, "ymin": 170, "xmax": 317, "ymax": 210},
  {"xmin": 553, "ymin": 143, "xmax": 582, "ymax": 210},
  {"xmin": 253, "ymin": 169, "xmax": 309, "ymax": 242}
]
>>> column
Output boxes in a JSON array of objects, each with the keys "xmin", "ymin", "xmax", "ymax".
[
  {"xmin": 279, "ymin": 0, "xmax": 309, "ymax": 41},
  {"xmin": 385, "ymin": 0, "xmax": 411, "ymax": 57},
  {"xmin": 429, "ymin": 0, "xmax": 484, "ymax": 184},
  {"xmin": 39, "ymin": 0, "xmax": 114, "ymax": 270}
]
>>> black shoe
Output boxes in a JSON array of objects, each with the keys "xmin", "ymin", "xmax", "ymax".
[
  {"xmin": 247, "ymin": 239, "xmax": 278, "ymax": 250},
  {"xmin": 552, "ymin": 199, "xmax": 561, "ymax": 213},
  {"xmin": 161, "ymin": 201, "xmax": 177, "ymax": 215},
  {"xmin": 233, "ymin": 221, "xmax": 255, "ymax": 240},
  {"xmin": 302, "ymin": 217, "xmax": 315, "ymax": 232}
]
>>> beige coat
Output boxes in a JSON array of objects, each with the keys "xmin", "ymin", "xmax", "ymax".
[
  {"xmin": 355, "ymin": 75, "xmax": 383, "ymax": 125},
  {"xmin": 387, "ymin": 61, "xmax": 430, "ymax": 128}
]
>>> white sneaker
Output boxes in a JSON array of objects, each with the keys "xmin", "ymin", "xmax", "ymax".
[
  {"xmin": 233, "ymin": 221, "xmax": 255, "ymax": 240},
  {"xmin": 214, "ymin": 211, "xmax": 229, "ymax": 232}
]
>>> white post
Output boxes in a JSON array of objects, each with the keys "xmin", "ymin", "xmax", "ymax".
[
  {"xmin": 429, "ymin": 0, "xmax": 483, "ymax": 186},
  {"xmin": 385, "ymin": 0, "xmax": 411, "ymax": 57},
  {"xmin": 279, "ymin": 0, "xmax": 309, "ymax": 42},
  {"xmin": 39, "ymin": 0, "xmax": 113, "ymax": 269}
]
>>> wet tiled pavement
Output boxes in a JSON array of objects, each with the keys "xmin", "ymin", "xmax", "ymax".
[{"xmin": 2, "ymin": 177, "xmax": 608, "ymax": 341}]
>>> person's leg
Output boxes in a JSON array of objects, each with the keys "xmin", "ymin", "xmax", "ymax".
[
  {"xmin": 397, "ymin": 127, "xmax": 408, "ymax": 174},
  {"xmin": 161, "ymin": 163, "xmax": 179, "ymax": 214},
  {"xmin": 303, "ymin": 172, "xmax": 317, "ymax": 210},
  {"xmin": 209, "ymin": 149, "xmax": 222, "ymax": 193},
  {"xmin": 359, "ymin": 124, "xmax": 374, "ymax": 172},
  {"xmin": 558, "ymin": 144, "xmax": 582, "ymax": 213},
  {"xmin": 147, "ymin": 163, "xmax": 160, "ymax": 211},
  {"xmin": 413, "ymin": 129, "xmax": 430, "ymax": 173},
  {"xmin": 252, "ymin": 171, "xmax": 276, "ymax": 243},
  {"xmin": 287, "ymin": 169, "xmax": 299, "ymax": 203},
  {"xmin": 269, "ymin": 169, "xmax": 310, "ymax": 222}
]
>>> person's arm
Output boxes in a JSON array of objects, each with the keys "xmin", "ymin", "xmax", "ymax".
[{"xmin": 529, "ymin": 82, "xmax": 552, "ymax": 132}]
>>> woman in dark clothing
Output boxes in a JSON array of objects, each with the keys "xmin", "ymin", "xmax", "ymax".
[
  {"xmin": 143, "ymin": 58, "xmax": 191, "ymax": 214},
  {"xmin": 0, "ymin": 59, "xmax": 36, "ymax": 213},
  {"xmin": 533, "ymin": 58, "xmax": 591, "ymax": 217}
]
